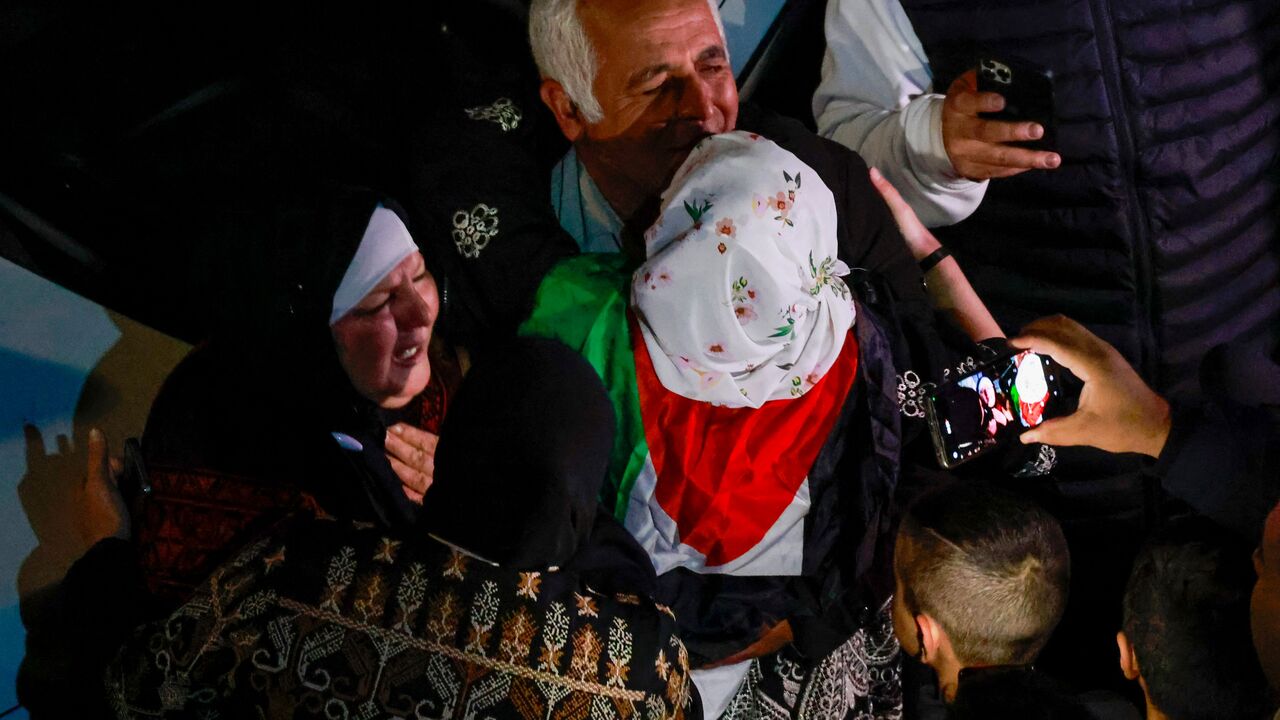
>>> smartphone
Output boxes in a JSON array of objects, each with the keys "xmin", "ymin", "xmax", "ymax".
[
  {"xmin": 976, "ymin": 55, "xmax": 1057, "ymax": 152},
  {"xmin": 926, "ymin": 350, "xmax": 1072, "ymax": 469},
  {"xmin": 119, "ymin": 437, "xmax": 152, "ymax": 510}
]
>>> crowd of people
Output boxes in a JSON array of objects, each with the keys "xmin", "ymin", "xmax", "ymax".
[{"xmin": 15, "ymin": 0, "xmax": 1279, "ymax": 718}]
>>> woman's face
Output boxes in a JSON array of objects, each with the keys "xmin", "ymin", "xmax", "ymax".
[{"xmin": 331, "ymin": 252, "xmax": 438, "ymax": 408}]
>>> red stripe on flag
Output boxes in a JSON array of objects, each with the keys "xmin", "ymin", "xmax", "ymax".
[{"xmin": 631, "ymin": 314, "xmax": 859, "ymax": 566}]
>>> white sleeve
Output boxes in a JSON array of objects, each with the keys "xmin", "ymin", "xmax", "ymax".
[{"xmin": 812, "ymin": 0, "xmax": 986, "ymax": 228}]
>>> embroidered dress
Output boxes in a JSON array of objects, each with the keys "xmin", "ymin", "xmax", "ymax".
[{"xmin": 107, "ymin": 516, "xmax": 695, "ymax": 720}]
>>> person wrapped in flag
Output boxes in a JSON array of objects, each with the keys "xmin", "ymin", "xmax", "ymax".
[{"xmin": 523, "ymin": 131, "xmax": 906, "ymax": 719}]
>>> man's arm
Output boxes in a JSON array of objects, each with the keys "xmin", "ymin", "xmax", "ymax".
[
  {"xmin": 813, "ymin": 0, "xmax": 984, "ymax": 227},
  {"xmin": 813, "ymin": 0, "xmax": 1059, "ymax": 227}
]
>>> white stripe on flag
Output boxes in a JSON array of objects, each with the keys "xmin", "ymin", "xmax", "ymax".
[{"xmin": 624, "ymin": 454, "xmax": 809, "ymax": 577}]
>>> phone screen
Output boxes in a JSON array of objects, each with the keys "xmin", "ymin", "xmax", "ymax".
[{"xmin": 927, "ymin": 350, "xmax": 1067, "ymax": 468}]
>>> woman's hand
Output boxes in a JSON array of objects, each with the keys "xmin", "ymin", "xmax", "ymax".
[
  {"xmin": 78, "ymin": 428, "xmax": 130, "ymax": 545},
  {"xmin": 869, "ymin": 166, "xmax": 943, "ymax": 261},
  {"xmin": 385, "ymin": 423, "xmax": 438, "ymax": 504}
]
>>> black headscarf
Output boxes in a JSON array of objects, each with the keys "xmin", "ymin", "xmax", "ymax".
[
  {"xmin": 421, "ymin": 337, "xmax": 617, "ymax": 570},
  {"xmin": 262, "ymin": 187, "xmax": 421, "ymax": 527}
]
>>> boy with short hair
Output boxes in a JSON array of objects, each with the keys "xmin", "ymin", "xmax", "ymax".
[{"xmin": 1118, "ymin": 518, "xmax": 1269, "ymax": 720}]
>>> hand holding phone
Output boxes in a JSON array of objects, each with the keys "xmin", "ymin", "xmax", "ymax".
[
  {"xmin": 1010, "ymin": 315, "xmax": 1172, "ymax": 458},
  {"xmin": 926, "ymin": 350, "xmax": 1076, "ymax": 469},
  {"xmin": 941, "ymin": 67, "xmax": 1061, "ymax": 180}
]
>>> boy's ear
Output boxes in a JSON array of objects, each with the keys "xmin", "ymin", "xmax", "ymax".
[
  {"xmin": 917, "ymin": 613, "xmax": 945, "ymax": 665},
  {"xmin": 1116, "ymin": 631, "xmax": 1140, "ymax": 681}
]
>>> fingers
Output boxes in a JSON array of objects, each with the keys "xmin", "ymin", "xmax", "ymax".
[
  {"xmin": 869, "ymin": 167, "xmax": 942, "ymax": 258},
  {"xmin": 23, "ymin": 423, "xmax": 46, "ymax": 464},
  {"xmin": 1020, "ymin": 413, "xmax": 1088, "ymax": 447},
  {"xmin": 952, "ymin": 161, "xmax": 1034, "ymax": 180},
  {"xmin": 952, "ymin": 136, "xmax": 1059, "ymax": 171},
  {"xmin": 947, "ymin": 88, "xmax": 1005, "ymax": 116},
  {"xmin": 388, "ymin": 455, "xmax": 430, "ymax": 503},
  {"xmin": 968, "ymin": 119, "xmax": 1044, "ymax": 145},
  {"xmin": 944, "ymin": 69, "xmax": 1062, "ymax": 178},
  {"xmin": 387, "ymin": 423, "xmax": 439, "ymax": 452},
  {"xmin": 869, "ymin": 167, "xmax": 914, "ymax": 222},
  {"xmin": 87, "ymin": 427, "xmax": 111, "ymax": 487},
  {"xmin": 384, "ymin": 425, "xmax": 438, "ymax": 474},
  {"xmin": 945, "ymin": 70, "xmax": 981, "ymax": 99},
  {"xmin": 1010, "ymin": 315, "xmax": 1104, "ymax": 381}
]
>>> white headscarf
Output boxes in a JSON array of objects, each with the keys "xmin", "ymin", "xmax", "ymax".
[
  {"xmin": 631, "ymin": 131, "xmax": 855, "ymax": 409},
  {"xmin": 329, "ymin": 205, "xmax": 419, "ymax": 325}
]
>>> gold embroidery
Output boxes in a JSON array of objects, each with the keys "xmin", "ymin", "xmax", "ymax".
[
  {"xmin": 262, "ymin": 546, "xmax": 286, "ymax": 574},
  {"xmin": 568, "ymin": 626, "xmax": 602, "ymax": 683},
  {"xmin": 499, "ymin": 607, "xmax": 538, "ymax": 663},
  {"xmin": 274, "ymin": 597, "xmax": 648, "ymax": 701},
  {"xmin": 373, "ymin": 537, "xmax": 402, "ymax": 564},
  {"xmin": 444, "ymin": 550, "xmax": 469, "ymax": 581},
  {"xmin": 654, "ymin": 650, "xmax": 670, "ymax": 681},
  {"xmin": 517, "ymin": 571, "xmax": 542, "ymax": 601},
  {"xmin": 574, "ymin": 593, "xmax": 599, "ymax": 618}
]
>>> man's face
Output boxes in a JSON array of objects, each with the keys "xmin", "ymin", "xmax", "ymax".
[
  {"xmin": 575, "ymin": 0, "xmax": 738, "ymax": 215},
  {"xmin": 1251, "ymin": 501, "xmax": 1280, "ymax": 691}
]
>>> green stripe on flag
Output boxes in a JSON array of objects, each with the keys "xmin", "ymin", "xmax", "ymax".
[{"xmin": 520, "ymin": 254, "xmax": 650, "ymax": 520}]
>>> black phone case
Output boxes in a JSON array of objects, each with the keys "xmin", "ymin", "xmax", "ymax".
[
  {"xmin": 977, "ymin": 56, "xmax": 1057, "ymax": 152},
  {"xmin": 926, "ymin": 351, "xmax": 1073, "ymax": 469}
]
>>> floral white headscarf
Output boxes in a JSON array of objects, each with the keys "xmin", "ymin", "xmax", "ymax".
[{"xmin": 632, "ymin": 131, "xmax": 855, "ymax": 409}]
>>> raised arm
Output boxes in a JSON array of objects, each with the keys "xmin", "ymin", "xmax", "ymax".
[
  {"xmin": 813, "ymin": 0, "xmax": 985, "ymax": 227},
  {"xmin": 868, "ymin": 167, "xmax": 1002, "ymax": 342}
]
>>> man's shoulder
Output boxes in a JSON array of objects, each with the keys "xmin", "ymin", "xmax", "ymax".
[{"xmin": 737, "ymin": 102, "xmax": 872, "ymax": 183}]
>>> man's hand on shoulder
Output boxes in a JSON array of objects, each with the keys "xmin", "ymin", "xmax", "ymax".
[{"xmin": 942, "ymin": 70, "xmax": 1061, "ymax": 180}]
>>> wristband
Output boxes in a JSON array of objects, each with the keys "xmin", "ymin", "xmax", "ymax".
[{"xmin": 918, "ymin": 246, "xmax": 952, "ymax": 273}]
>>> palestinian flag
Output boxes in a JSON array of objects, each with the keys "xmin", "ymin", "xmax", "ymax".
[{"xmin": 523, "ymin": 255, "xmax": 859, "ymax": 577}]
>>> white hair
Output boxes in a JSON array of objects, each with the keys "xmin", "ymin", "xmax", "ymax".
[{"xmin": 529, "ymin": 0, "xmax": 728, "ymax": 126}]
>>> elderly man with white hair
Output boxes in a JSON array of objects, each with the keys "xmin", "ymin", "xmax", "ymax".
[{"xmin": 529, "ymin": 0, "xmax": 940, "ymax": 311}]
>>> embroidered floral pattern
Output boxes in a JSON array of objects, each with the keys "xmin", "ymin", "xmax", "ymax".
[
  {"xmin": 771, "ymin": 303, "xmax": 803, "ymax": 339},
  {"xmin": 373, "ymin": 537, "xmax": 401, "ymax": 564},
  {"xmin": 575, "ymin": 592, "xmax": 599, "ymax": 618},
  {"xmin": 452, "ymin": 203, "xmax": 500, "ymax": 259},
  {"xmin": 443, "ymin": 550, "xmax": 469, "ymax": 581},
  {"xmin": 721, "ymin": 600, "xmax": 902, "ymax": 720},
  {"xmin": 1014, "ymin": 444, "xmax": 1058, "ymax": 478},
  {"xmin": 464, "ymin": 97, "xmax": 522, "ymax": 132},
  {"xmin": 262, "ymin": 546, "xmax": 286, "ymax": 574},
  {"xmin": 516, "ymin": 571, "xmax": 542, "ymax": 601},
  {"xmin": 897, "ymin": 370, "xmax": 928, "ymax": 419}
]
